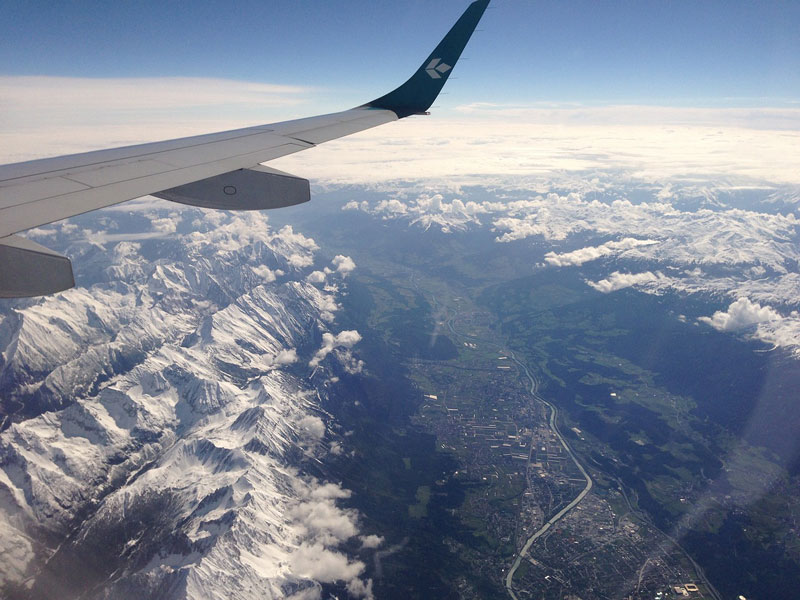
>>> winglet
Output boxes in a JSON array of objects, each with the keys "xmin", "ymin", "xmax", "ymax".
[{"xmin": 364, "ymin": 0, "xmax": 490, "ymax": 118}]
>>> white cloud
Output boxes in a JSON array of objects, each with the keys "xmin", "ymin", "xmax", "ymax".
[
  {"xmin": 0, "ymin": 76, "xmax": 314, "ymax": 163},
  {"xmin": 274, "ymin": 348, "xmax": 298, "ymax": 366},
  {"xmin": 290, "ymin": 543, "xmax": 365, "ymax": 583},
  {"xmin": 288, "ymin": 253, "xmax": 314, "ymax": 268},
  {"xmin": 698, "ymin": 297, "xmax": 783, "ymax": 332},
  {"xmin": 332, "ymin": 255, "xmax": 356, "ymax": 276},
  {"xmin": 306, "ymin": 271, "xmax": 327, "ymax": 284},
  {"xmin": 3, "ymin": 76, "xmax": 798, "ymax": 188},
  {"xmin": 342, "ymin": 200, "xmax": 369, "ymax": 211},
  {"xmin": 150, "ymin": 217, "xmax": 177, "ymax": 234},
  {"xmin": 309, "ymin": 331, "xmax": 362, "ymax": 368},
  {"xmin": 290, "ymin": 499, "xmax": 357, "ymax": 543},
  {"xmin": 334, "ymin": 181, "xmax": 800, "ymax": 355},
  {"xmin": 697, "ymin": 298, "xmax": 800, "ymax": 354},
  {"xmin": 545, "ymin": 238, "xmax": 660, "ymax": 267},
  {"xmin": 334, "ymin": 330, "xmax": 362, "ymax": 348},
  {"xmin": 297, "ymin": 415, "xmax": 326, "ymax": 441},
  {"xmin": 308, "ymin": 483, "xmax": 351, "ymax": 501},
  {"xmin": 359, "ymin": 535, "xmax": 384, "ymax": 549},
  {"xmin": 452, "ymin": 102, "xmax": 800, "ymax": 130},
  {"xmin": 315, "ymin": 292, "xmax": 340, "ymax": 323},
  {"xmin": 252, "ymin": 265, "xmax": 277, "ymax": 283},
  {"xmin": 284, "ymin": 479, "xmax": 376, "ymax": 597},
  {"xmin": 349, "ymin": 191, "xmax": 491, "ymax": 234},
  {"xmin": 346, "ymin": 577, "xmax": 375, "ymax": 600},
  {"xmin": 337, "ymin": 351, "xmax": 365, "ymax": 375},
  {"xmin": 586, "ymin": 271, "xmax": 663, "ymax": 293}
]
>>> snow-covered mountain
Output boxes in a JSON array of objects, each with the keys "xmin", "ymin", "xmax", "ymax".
[{"xmin": 0, "ymin": 203, "xmax": 377, "ymax": 600}]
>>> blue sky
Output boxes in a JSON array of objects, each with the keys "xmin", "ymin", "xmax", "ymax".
[{"xmin": 3, "ymin": 0, "xmax": 799, "ymax": 109}]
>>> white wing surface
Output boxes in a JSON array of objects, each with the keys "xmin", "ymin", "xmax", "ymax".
[
  {"xmin": 0, "ymin": 109, "xmax": 396, "ymax": 238},
  {"xmin": 0, "ymin": 0, "xmax": 490, "ymax": 297}
]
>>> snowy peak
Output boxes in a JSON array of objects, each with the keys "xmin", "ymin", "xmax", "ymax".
[{"xmin": 0, "ymin": 206, "xmax": 374, "ymax": 599}]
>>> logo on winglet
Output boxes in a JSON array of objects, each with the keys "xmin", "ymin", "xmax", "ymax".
[{"xmin": 425, "ymin": 58, "xmax": 452, "ymax": 79}]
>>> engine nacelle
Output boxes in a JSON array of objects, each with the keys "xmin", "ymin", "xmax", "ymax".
[{"xmin": 153, "ymin": 165, "xmax": 310, "ymax": 210}]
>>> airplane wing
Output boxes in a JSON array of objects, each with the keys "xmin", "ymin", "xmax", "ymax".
[{"xmin": 0, "ymin": 0, "xmax": 490, "ymax": 298}]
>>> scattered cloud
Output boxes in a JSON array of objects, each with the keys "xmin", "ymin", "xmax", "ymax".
[
  {"xmin": 339, "ymin": 177, "xmax": 800, "ymax": 352},
  {"xmin": 346, "ymin": 577, "xmax": 375, "ymax": 600},
  {"xmin": 274, "ymin": 349, "xmax": 298, "ymax": 366},
  {"xmin": 0, "ymin": 203, "xmax": 384, "ymax": 598},
  {"xmin": 545, "ymin": 238, "xmax": 660, "ymax": 267},
  {"xmin": 252, "ymin": 265, "xmax": 277, "ymax": 283},
  {"xmin": 586, "ymin": 271, "xmax": 664, "ymax": 293},
  {"xmin": 290, "ymin": 543, "xmax": 365, "ymax": 584},
  {"xmin": 150, "ymin": 217, "xmax": 178, "ymax": 234},
  {"xmin": 288, "ymin": 253, "xmax": 314, "ymax": 268},
  {"xmin": 275, "ymin": 226, "xmax": 319, "ymax": 252},
  {"xmin": 347, "ymin": 192, "xmax": 491, "ymax": 233},
  {"xmin": 332, "ymin": 255, "xmax": 356, "ymax": 276},
  {"xmin": 308, "ymin": 483, "xmax": 351, "ymax": 501},
  {"xmin": 306, "ymin": 271, "xmax": 327, "ymax": 284},
  {"xmin": 297, "ymin": 415, "xmax": 326, "ymax": 441},
  {"xmin": 290, "ymin": 494, "xmax": 356, "ymax": 543},
  {"xmin": 699, "ymin": 297, "xmax": 784, "ymax": 331},
  {"xmin": 697, "ymin": 297, "xmax": 800, "ymax": 354},
  {"xmin": 309, "ymin": 331, "xmax": 362, "ymax": 369},
  {"xmin": 287, "ymin": 479, "xmax": 374, "ymax": 598},
  {"xmin": 359, "ymin": 535, "xmax": 384, "ymax": 549}
]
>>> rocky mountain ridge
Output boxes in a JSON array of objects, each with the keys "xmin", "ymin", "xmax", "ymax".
[{"xmin": 0, "ymin": 206, "xmax": 376, "ymax": 600}]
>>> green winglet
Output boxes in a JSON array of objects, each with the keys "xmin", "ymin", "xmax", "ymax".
[{"xmin": 365, "ymin": 0, "xmax": 490, "ymax": 119}]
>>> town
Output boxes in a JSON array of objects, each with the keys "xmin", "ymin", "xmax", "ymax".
[{"xmin": 408, "ymin": 304, "xmax": 718, "ymax": 600}]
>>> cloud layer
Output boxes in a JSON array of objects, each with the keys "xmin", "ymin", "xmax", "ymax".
[{"xmin": 2, "ymin": 76, "xmax": 798, "ymax": 187}]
